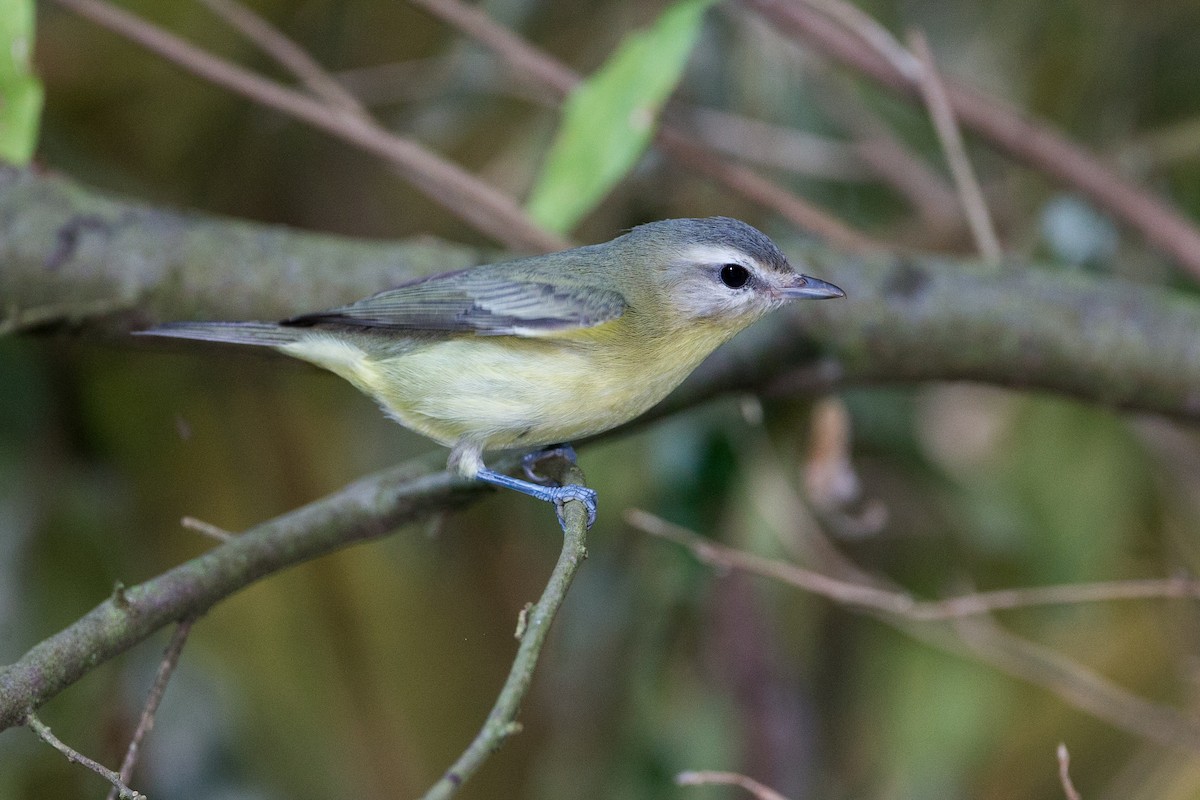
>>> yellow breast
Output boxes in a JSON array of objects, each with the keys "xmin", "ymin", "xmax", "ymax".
[{"xmin": 282, "ymin": 319, "xmax": 734, "ymax": 453}]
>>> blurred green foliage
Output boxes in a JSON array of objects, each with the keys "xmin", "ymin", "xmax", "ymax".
[
  {"xmin": 0, "ymin": 0, "xmax": 42, "ymax": 164},
  {"xmin": 6, "ymin": 0, "xmax": 1200, "ymax": 799},
  {"xmin": 526, "ymin": 0, "xmax": 716, "ymax": 232}
]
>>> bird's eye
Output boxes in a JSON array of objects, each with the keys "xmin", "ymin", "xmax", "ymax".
[{"xmin": 720, "ymin": 264, "xmax": 750, "ymax": 289}]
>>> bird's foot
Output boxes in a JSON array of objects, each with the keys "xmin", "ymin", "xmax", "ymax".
[{"xmin": 545, "ymin": 483, "xmax": 598, "ymax": 529}]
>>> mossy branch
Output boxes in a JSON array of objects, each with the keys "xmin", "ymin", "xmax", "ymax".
[{"xmin": 4, "ymin": 166, "xmax": 1200, "ymax": 421}]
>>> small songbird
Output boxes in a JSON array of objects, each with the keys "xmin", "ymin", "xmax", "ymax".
[{"xmin": 138, "ymin": 217, "xmax": 843, "ymax": 528}]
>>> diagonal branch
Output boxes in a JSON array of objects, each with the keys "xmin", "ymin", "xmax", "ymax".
[
  {"xmin": 105, "ymin": 618, "xmax": 195, "ymax": 800},
  {"xmin": 49, "ymin": 0, "xmax": 567, "ymax": 253},
  {"xmin": 407, "ymin": 0, "xmax": 883, "ymax": 253},
  {"xmin": 907, "ymin": 29, "xmax": 1002, "ymax": 261},
  {"xmin": 420, "ymin": 456, "xmax": 591, "ymax": 800},
  {"xmin": 628, "ymin": 509, "xmax": 1200, "ymax": 750},
  {"xmin": 743, "ymin": 0, "xmax": 1200, "ymax": 279},
  {"xmin": 627, "ymin": 509, "xmax": 1200, "ymax": 619},
  {"xmin": 194, "ymin": 0, "xmax": 367, "ymax": 114},
  {"xmin": 26, "ymin": 714, "xmax": 145, "ymax": 799},
  {"xmin": 0, "ymin": 456, "xmax": 480, "ymax": 732}
]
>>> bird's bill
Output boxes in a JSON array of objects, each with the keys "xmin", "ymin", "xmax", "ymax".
[{"xmin": 780, "ymin": 274, "xmax": 846, "ymax": 299}]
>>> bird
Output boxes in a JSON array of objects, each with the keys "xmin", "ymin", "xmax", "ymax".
[{"xmin": 137, "ymin": 217, "xmax": 844, "ymax": 529}]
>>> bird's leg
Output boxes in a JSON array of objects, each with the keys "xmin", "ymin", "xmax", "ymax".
[
  {"xmin": 521, "ymin": 443, "xmax": 579, "ymax": 484},
  {"xmin": 451, "ymin": 440, "xmax": 597, "ymax": 530},
  {"xmin": 475, "ymin": 468, "xmax": 598, "ymax": 530}
]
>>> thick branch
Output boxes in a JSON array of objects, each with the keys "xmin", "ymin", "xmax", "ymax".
[
  {"xmin": 0, "ymin": 166, "xmax": 488, "ymax": 327},
  {"xmin": 4, "ymin": 167, "xmax": 1200, "ymax": 421},
  {"xmin": 0, "ymin": 457, "xmax": 479, "ymax": 732}
]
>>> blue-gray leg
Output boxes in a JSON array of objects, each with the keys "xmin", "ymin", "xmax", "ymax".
[{"xmin": 476, "ymin": 467, "xmax": 598, "ymax": 530}]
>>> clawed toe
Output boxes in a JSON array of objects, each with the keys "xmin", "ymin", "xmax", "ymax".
[
  {"xmin": 551, "ymin": 484, "xmax": 598, "ymax": 529},
  {"xmin": 521, "ymin": 445, "xmax": 580, "ymax": 483}
]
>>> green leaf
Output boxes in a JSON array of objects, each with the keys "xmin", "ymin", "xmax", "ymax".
[
  {"xmin": 0, "ymin": 0, "xmax": 42, "ymax": 165},
  {"xmin": 525, "ymin": 0, "xmax": 717, "ymax": 234}
]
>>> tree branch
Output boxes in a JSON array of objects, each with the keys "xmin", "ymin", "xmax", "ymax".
[
  {"xmin": 0, "ymin": 456, "xmax": 479, "ymax": 732},
  {"xmin": 26, "ymin": 713, "xmax": 145, "ymax": 799},
  {"xmin": 407, "ymin": 0, "xmax": 883, "ymax": 253},
  {"xmin": 743, "ymin": 0, "xmax": 1200, "ymax": 279},
  {"xmin": 48, "ymin": 0, "xmax": 567, "ymax": 253},
  {"xmin": 4, "ymin": 166, "xmax": 1200, "ymax": 422},
  {"xmin": 627, "ymin": 509, "xmax": 1200, "ymax": 619},
  {"xmin": 420, "ymin": 455, "xmax": 591, "ymax": 799},
  {"xmin": 105, "ymin": 618, "xmax": 194, "ymax": 800},
  {"xmin": 629, "ymin": 509, "xmax": 1200, "ymax": 750}
]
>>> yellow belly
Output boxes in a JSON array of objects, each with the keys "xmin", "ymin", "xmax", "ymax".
[
  {"xmin": 281, "ymin": 327, "xmax": 721, "ymax": 453},
  {"xmin": 366, "ymin": 337, "xmax": 683, "ymax": 449}
]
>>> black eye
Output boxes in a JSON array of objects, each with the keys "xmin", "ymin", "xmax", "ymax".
[{"xmin": 720, "ymin": 263, "xmax": 750, "ymax": 289}]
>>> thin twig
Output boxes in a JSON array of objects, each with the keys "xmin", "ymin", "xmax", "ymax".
[
  {"xmin": 949, "ymin": 612, "xmax": 1200, "ymax": 749},
  {"xmin": 26, "ymin": 713, "xmax": 145, "ymax": 800},
  {"xmin": 50, "ymin": 0, "xmax": 566, "ymax": 253},
  {"xmin": 656, "ymin": 128, "xmax": 884, "ymax": 254},
  {"xmin": 629, "ymin": 505, "xmax": 1200, "ymax": 749},
  {"xmin": 677, "ymin": 770, "xmax": 793, "ymax": 800},
  {"xmin": 419, "ymin": 457, "xmax": 591, "ymax": 800},
  {"xmin": 809, "ymin": 72, "xmax": 964, "ymax": 237},
  {"xmin": 743, "ymin": 0, "xmax": 1200, "ymax": 279},
  {"xmin": 194, "ymin": 0, "xmax": 365, "ymax": 113},
  {"xmin": 683, "ymin": 106, "xmax": 868, "ymax": 181},
  {"xmin": 796, "ymin": 0, "xmax": 918, "ymax": 81},
  {"xmin": 408, "ymin": 0, "xmax": 882, "ymax": 252},
  {"xmin": 1057, "ymin": 743, "xmax": 1082, "ymax": 800},
  {"xmin": 407, "ymin": 0, "xmax": 578, "ymax": 95},
  {"xmin": 626, "ymin": 509, "xmax": 1200, "ymax": 619},
  {"xmin": 180, "ymin": 516, "xmax": 234, "ymax": 542},
  {"xmin": 907, "ymin": 30, "xmax": 1002, "ymax": 261},
  {"xmin": 105, "ymin": 619, "xmax": 196, "ymax": 800}
]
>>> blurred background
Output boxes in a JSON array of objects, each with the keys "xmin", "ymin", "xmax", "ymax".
[{"xmin": 4, "ymin": 0, "xmax": 1200, "ymax": 798}]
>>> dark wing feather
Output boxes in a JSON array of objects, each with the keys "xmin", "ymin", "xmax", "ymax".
[{"xmin": 283, "ymin": 269, "xmax": 626, "ymax": 336}]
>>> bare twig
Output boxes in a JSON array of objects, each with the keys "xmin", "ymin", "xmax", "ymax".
[
  {"xmin": 628, "ymin": 507, "xmax": 1200, "ymax": 750},
  {"xmin": 194, "ymin": 0, "xmax": 364, "ymax": 113},
  {"xmin": 677, "ymin": 770, "xmax": 793, "ymax": 800},
  {"xmin": 104, "ymin": 619, "xmax": 195, "ymax": 800},
  {"xmin": 950, "ymin": 613, "xmax": 1200, "ymax": 749},
  {"xmin": 407, "ymin": 0, "xmax": 578, "ymax": 95},
  {"xmin": 681, "ymin": 106, "xmax": 868, "ymax": 181},
  {"xmin": 1057, "ymin": 743, "xmax": 1082, "ymax": 800},
  {"xmin": 50, "ymin": 0, "xmax": 566, "ymax": 253},
  {"xmin": 809, "ymin": 72, "xmax": 964, "ymax": 237},
  {"xmin": 26, "ymin": 714, "xmax": 145, "ymax": 799},
  {"xmin": 796, "ymin": 0, "xmax": 918, "ymax": 81},
  {"xmin": 907, "ymin": 30, "xmax": 1002, "ymax": 261},
  {"xmin": 181, "ymin": 516, "xmax": 234, "ymax": 542},
  {"xmin": 407, "ymin": 0, "xmax": 882, "ymax": 252},
  {"xmin": 419, "ymin": 457, "xmax": 591, "ymax": 800},
  {"xmin": 743, "ymin": 0, "xmax": 1200, "ymax": 278},
  {"xmin": 656, "ymin": 128, "xmax": 884, "ymax": 254},
  {"xmin": 626, "ymin": 509, "xmax": 1200, "ymax": 619}
]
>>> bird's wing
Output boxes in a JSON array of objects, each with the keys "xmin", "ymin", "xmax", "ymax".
[{"xmin": 283, "ymin": 268, "xmax": 627, "ymax": 336}]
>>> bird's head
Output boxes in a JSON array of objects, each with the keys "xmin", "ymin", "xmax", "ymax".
[{"xmin": 617, "ymin": 217, "xmax": 844, "ymax": 333}]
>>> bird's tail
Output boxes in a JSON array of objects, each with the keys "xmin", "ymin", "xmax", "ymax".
[{"xmin": 134, "ymin": 321, "xmax": 300, "ymax": 347}]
